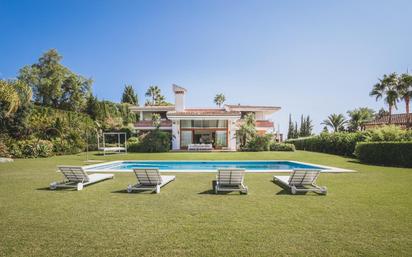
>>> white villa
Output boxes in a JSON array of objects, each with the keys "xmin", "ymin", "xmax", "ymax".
[{"xmin": 130, "ymin": 85, "xmax": 281, "ymax": 151}]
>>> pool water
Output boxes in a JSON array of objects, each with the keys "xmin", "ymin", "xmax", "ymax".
[{"xmin": 84, "ymin": 160, "xmax": 329, "ymax": 172}]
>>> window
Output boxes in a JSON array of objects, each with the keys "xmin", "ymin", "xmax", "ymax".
[
  {"xmin": 179, "ymin": 120, "xmax": 228, "ymax": 129},
  {"xmin": 180, "ymin": 120, "xmax": 192, "ymax": 128}
]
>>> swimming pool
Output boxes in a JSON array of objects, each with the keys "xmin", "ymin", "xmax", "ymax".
[{"xmin": 84, "ymin": 160, "xmax": 352, "ymax": 173}]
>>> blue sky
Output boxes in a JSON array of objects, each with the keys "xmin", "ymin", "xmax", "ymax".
[{"xmin": 1, "ymin": 0, "xmax": 411, "ymax": 134}]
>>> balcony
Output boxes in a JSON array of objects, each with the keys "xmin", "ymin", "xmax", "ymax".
[
  {"xmin": 255, "ymin": 120, "xmax": 274, "ymax": 128},
  {"xmin": 237, "ymin": 120, "xmax": 274, "ymax": 128},
  {"xmin": 134, "ymin": 120, "xmax": 172, "ymax": 130}
]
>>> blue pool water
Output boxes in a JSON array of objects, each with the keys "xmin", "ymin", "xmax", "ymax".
[{"xmin": 85, "ymin": 160, "xmax": 328, "ymax": 172}]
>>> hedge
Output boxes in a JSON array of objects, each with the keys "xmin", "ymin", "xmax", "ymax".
[
  {"xmin": 286, "ymin": 132, "xmax": 366, "ymax": 156},
  {"xmin": 354, "ymin": 142, "xmax": 412, "ymax": 167},
  {"xmin": 270, "ymin": 143, "xmax": 295, "ymax": 152}
]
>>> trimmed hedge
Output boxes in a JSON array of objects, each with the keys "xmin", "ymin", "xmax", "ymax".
[
  {"xmin": 354, "ymin": 142, "xmax": 412, "ymax": 167},
  {"xmin": 286, "ymin": 132, "xmax": 366, "ymax": 156},
  {"xmin": 270, "ymin": 143, "xmax": 295, "ymax": 152}
]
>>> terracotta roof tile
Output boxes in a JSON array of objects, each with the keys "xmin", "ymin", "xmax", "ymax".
[
  {"xmin": 364, "ymin": 113, "xmax": 412, "ymax": 125},
  {"xmin": 167, "ymin": 109, "xmax": 241, "ymax": 116}
]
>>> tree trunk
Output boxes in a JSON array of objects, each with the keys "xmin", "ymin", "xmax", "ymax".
[{"xmin": 388, "ymin": 105, "xmax": 392, "ymax": 124}]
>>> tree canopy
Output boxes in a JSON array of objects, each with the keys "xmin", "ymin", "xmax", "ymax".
[
  {"xmin": 121, "ymin": 85, "xmax": 138, "ymax": 105},
  {"xmin": 347, "ymin": 107, "xmax": 375, "ymax": 131},
  {"xmin": 18, "ymin": 49, "xmax": 92, "ymax": 112},
  {"xmin": 321, "ymin": 113, "xmax": 347, "ymax": 132},
  {"xmin": 214, "ymin": 93, "xmax": 226, "ymax": 107},
  {"xmin": 145, "ymin": 86, "xmax": 169, "ymax": 106}
]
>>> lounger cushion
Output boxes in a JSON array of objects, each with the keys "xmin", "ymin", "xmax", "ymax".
[
  {"xmin": 85, "ymin": 173, "xmax": 114, "ymax": 185},
  {"xmin": 273, "ymin": 176, "xmax": 290, "ymax": 186}
]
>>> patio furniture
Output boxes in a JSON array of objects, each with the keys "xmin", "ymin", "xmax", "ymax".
[
  {"xmin": 273, "ymin": 169, "xmax": 327, "ymax": 195},
  {"xmin": 214, "ymin": 168, "xmax": 248, "ymax": 194},
  {"xmin": 127, "ymin": 168, "xmax": 175, "ymax": 194},
  {"xmin": 50, "ymin": 166, "xmax": 114, "ymax": 191},
  {"xmin": 188, "ymin": 144, "xmax": 213, "ymax": 151},
  {"xmin": 97, "ymin": 132, "xmax": 127, "ymax": 156}
]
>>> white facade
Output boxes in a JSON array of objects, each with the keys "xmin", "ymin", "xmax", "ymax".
[{"xmin": 131, "ymin": 84, "xmax": 281, "ymax": 151}]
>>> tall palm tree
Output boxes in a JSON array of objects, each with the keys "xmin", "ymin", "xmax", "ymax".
[
  {"xmin": 370, "ymin": 73, "xmax": 399, "ymax": 124},
  {"xmin": 214, "ymin": 93, "xmax": 226, "ymax": 108},
  {"xmin": 398, "ymin": 73, "xmax": 412, "ymax": 127},
  {"xmin": 321, "ymin": 113, "xmax": 347, "ymax": 132},
  {"xmin": 145, "ymin": 86, "xmax": 161, "ymax": 106}
]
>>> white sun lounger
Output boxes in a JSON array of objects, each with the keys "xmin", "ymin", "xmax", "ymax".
[
  {"xmin": 273, "ymin": 169, "xmax": 327, "ymax": 195},
  {"xmin": 127, "ymin": 168, "xmax": 175, "ymax": 194},
  {"xmin": 215, "ymin": 168, "xmax": 248, "ymax": 194},
  {"xmin": 50, "ymin": 166, "xmax": 114, "ymax": 191}
]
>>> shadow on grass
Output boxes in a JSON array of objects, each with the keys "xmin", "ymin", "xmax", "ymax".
[
  {"xmin": 272, "ymin": 180, "xmax": 313, "ymax": 196},
  {"xmin": 198, "ymin": 189, "xmax": 247, "ymax": 195},
  {"xmin": 36, "ymin": 187, "xmax": 52, "ymax": 191},
  {"xmin": 36, "ymin": 187, "xmax": 77, "ymax": 191},
  {"xmin": 111, "ymin": 189, "xmax": 156, "ymax": 194}
]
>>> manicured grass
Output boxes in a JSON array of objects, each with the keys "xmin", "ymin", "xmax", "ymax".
[{"xmin": 0, "ymin": 151, "xmax": 411, "ymax": 257}]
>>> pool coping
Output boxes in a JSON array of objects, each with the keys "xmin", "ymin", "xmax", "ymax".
[{"xmin": 83, "ymin": 160, "xmax": 355, "ymax": 173}]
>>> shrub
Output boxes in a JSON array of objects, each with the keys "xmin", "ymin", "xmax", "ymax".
[
  {"xmin": 132, "ymin": 130, "xmax": 171, "ymax": 152},
  {"xmin": 36, "ymin": 140, "xmax": 54, "ymax": 157},
  {"xmin": 52, "ymin": 138, "xmax": 81, "ymax": 154},
  {"xmin": 9, "ymin": 139, "xmax": 54, "ymax": 158},
  {"xmin": 127, "ymin": 137, "xmax": 140, "ymax": 152},
  {"xmin": 364, "ymin": 125, "xmax": 412, "ymax": 142},
  {"xmin": 0, "ymin": 142, "xmax": 10, "ymax": 158},
  {"xmin": 354, "ymin": 142, "xmax": 412, "ymax": 167},
  {"xmin": 243, "ymin": 135, "xmax": 271, "ymax": 151},
  {"xmin": 270, "ymin": 142, "xmax": 295, "ymax": 151}
]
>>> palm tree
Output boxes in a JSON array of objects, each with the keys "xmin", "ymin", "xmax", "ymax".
[
  {"xmin": 145, "ymin": 86, "xmax": 160, "ymax": 106},
  {"xmin": 236, "ymin": 113, "xmax": 256, "ymax": 147},
  {"xmin": 347, "ymin": 107, "xmax": 375, "ymax": 131},
  {"xmin": 0, "ymin": 80, "xmax": 32, "ymax": 117},
  {"xmin": 398, "ymin": 73, "xmax": 412, "ymax": 127},
  {"xmin": 370, "ymin": 73, "xmax": 399, "ymax": 124},
  {"xmin": 214, "ymin": 93, "xmax": 226, "ymax": 108},
  {"xmin": 321, "ymin": 113, "xmax": 347, "ymax": 132},
  {"xmin": 155, "ymin": 95, "xmax": 166, "ymax": 105}
]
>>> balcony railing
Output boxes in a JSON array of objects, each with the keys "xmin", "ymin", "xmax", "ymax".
[{"xmin": 134, "ymin": 120, "xmax": 172, "ymax": 129}]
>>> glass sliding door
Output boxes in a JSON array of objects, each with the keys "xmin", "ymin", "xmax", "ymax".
[
  {"xmin": 181, "ymin": 130, "xmax": 193, "ymax": 148},
  {"xmin": 215, "ymin": 131, "xmax": 227, "ymax": 147}
]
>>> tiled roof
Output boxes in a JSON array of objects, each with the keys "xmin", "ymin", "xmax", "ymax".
[
  {"xmin": 167, "ymin": 109, "xmax": 241, "ymax": 117},
  {"xmin": 129, "ymin": 105, "xmax": 175, "ymax": 112},
  {"xmin": 226, "ymin": 104, "xmax": 281, "ymax": 109},
  {"xmin": 225, "ymin": 104, "xmax": 281, "ymax": 112},
  {"xmin": 364, "ymin": 113, "xmax": 412, "ymax": 125}
]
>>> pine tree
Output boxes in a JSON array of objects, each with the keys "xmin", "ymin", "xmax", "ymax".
[
  {"xmin": 294, "ymin": 121, "xmax": 299, "ymax": 138},
  {"xmin": 299, "ymin": 115, "xmax": 305, "ymax": 137},
  {"xmin": 287, "ymin": 114, "xmax": 294, "ymax": 139},
  {"xmin": 121, "ymin": 85, "xmax": 138, "ymax": 105},
  {"xmin": 305, "ymin": 115, "xmax": 313, "ymax": 136}
]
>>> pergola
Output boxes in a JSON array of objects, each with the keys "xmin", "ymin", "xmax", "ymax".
[{"xmin": 97, "ymin": 132, "xmax": 127, "ymax": 156}]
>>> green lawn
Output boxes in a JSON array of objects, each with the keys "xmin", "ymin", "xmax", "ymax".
[{"xmin": 1, "ymin": 151, "xmax": 411, "ymax": 257}]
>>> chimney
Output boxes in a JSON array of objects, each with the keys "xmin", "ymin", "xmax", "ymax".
[{"xmin": 173, "ymin": 84, "xmax": 187, "ymax": 112}]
